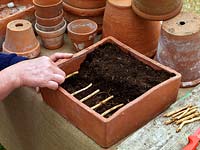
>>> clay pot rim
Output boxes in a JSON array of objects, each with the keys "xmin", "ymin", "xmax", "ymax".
[
  {"xmin": 36, "ymin": 18, "xmax": 65, "ymax": 32},
  {"xmin": 33, "ymin": 0, "xmax": 62, "ymax": 8},
  {"xmin": 108, "ymin": 0, "xmax": 132, "ymax": 8},
  {"xmin": 63, "ymin": 2, "xmax": 105, "ymax": 16},
  {"xmin": 131, "ymin": 0, "xmax": 183, "ymax": 21},
  {"xmin": 161, "ymin": 28, "xmax": 200, "ymax": 40},
  {"xmin": 64, "ymin": 9, "xmax": 104, "ymax": 24},
  {"xmin": 7, "ymin": 19, "xmax": 32, "ymax": 32},
  {"xmin": 64, "ymin": 0, "xmax": 106, "ymax": 9},
  {"xmin": 35, "ymin": 9, "xmax": 63, "ymax": 21},
  {"xmin": 67, "ymin": 19, "xmax": 98, "ymax": 36},
  {"xmin": 162, "ymin": 12, "xmax": 200, "ymax": 37},
  {"xmin": 56, "ymin": 36, "xmax": 181, "ymax": 122},
  {"xmin": 35, "ymin": 20, "xmax": 67, "ymax": 37},
  {"xmin": 2, "ymin": 41, "xmax": 40, "ymax": 59}
]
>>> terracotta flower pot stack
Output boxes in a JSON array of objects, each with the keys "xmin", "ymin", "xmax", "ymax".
[
  {"xmin": 3, "ymin": 19, "xmax": 40, "ymax": 58},
  {"xmin": 67, "ymin": 19, "xmax": 98, "ymax": 51},
  {"xmin": 33, "ymin": 0, "xmax": 66, "ymax": 50},
  {"xmin": 156, "ymin": 12, "xmax": 200, "ymax": 87},
  {"xmin": 63, "ymin": 0, "xmax": 106, "ymax": 33},
  {"xmin": 103, "ymin": 0, "xmax": 161, "ymax": 57},
  {"xmin": 131, "ymin": 0, "xmax": 183, "ymax": 21}
]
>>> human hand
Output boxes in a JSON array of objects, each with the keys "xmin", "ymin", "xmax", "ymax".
[{"xmin": 12, "ymin": 53, "xmax": 73, "ymax": 90}]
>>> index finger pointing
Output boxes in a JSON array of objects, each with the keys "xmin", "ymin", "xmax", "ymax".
[{"xmin": 50, "ymin": 53, "xmax": 73, "ymax": 62}]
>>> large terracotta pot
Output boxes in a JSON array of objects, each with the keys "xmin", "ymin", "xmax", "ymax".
[
  {"xmin": 67, "ymin": 19, "xmax": 97, "ymax": 51},
  {"xmin": 3, "ymin": 19, "xmax": 40, "ymax": 58},
  {"xmin": 132, "ymin": 0, "xmax": 183, "ymax": 21},
  {"xmin": 63, "ymin": 0, "xmax": 106, "ymax": 9},
  {"xmin": 33, "ymin": 0, "xmax": 63, "ymax": 18},
  {"xmin": 156, "ymin": 12, "xmax": 200, "ymax": 87},
  {"xmin": 35, "ymin": 20, "xmax": 66, "ymax": 50},
  {"xmin": 63, "ymin": 2, "xmax": 105, "ymax": 17},
  {"xmin": 0, "ymin": 0, "xmax": 35, "ymax": 49},
  {"xmin": 41, "ymin": 36, "xmax": 181, "ymax": 148},
  {"xmin": 35, "ymin": 10, "xmax": 63, "ymax": 27},
  {"xmin": 103, "ymin": 0, "xmax": 161, "ymax": 57}
]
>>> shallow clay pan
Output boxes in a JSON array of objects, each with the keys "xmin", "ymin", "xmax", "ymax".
[{"xmin": 41, "ymin": 36, "xmax": 181, "ymax": 148}]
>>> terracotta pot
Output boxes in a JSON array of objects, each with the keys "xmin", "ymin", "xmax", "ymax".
[
  {"xmin": 67, "ymin": 19, "xmax": 97, "ymax": 51},
  {"xmin": 41, "ymin": 36, "xmax": 181, "ymax": 148},
  {"xmin": 103, "ymin": 0, "xmax": 161, "ymax": 57},
  {"xmin": 0, "ymin": 0, "xmax": 35, "ymax": 49},
  {"xmin": 156, "ymin": 12, "xmax": 200, "ymax": 87},
  {"xmin": 3, "ymin": 19, "xmax": 40, "ymax": 58},
  {"xmin": 36, "ymin": 19, "xmax": 65, "ymax": 32},
  {"xmin": 63, "ymin": 10, "xmax": 103, "ymax": 33},
  {"xmin": 132, "ymin": 0, "xmax": 183, "ymax": 21},
  {"xmin": 33, "ymin": 0, "xmax": 63, "ymax": 18},
  {"xmin": 63, "ymin": 0, "xmax": 106, "ymax": 9},
  {"xmin": 35, "ymin": 9, "xmax": 63, "ymax": 27},
  {"xmin": 63, "ymin": 2, "xmax": 105, "ymax": 17},
  {"xmin": 35, "ymin": 20, "xmax": 67, "ymax": 50}
]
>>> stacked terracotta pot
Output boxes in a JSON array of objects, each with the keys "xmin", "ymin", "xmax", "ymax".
[
  {"xmin": 103, "ymin": 0, "xmax": 183, "ymax": 57},
  {"xmin": 103, "ymin": 0, "xmax": 161, "ymax": 57},
  {"xmin": 33, "ymin": 0, "xmax": 66, "ymax": 50},
  {"xmin": 63, "ymin": 0, "xmax": 106, "ymax": 33},
  {"xmin": 131, "ymin": 0, "xmax": 183, "ymax": 21}
]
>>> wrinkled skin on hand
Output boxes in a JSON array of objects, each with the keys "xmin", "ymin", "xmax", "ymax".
[
  {"xmin": 0, "ymin": 52, "xmax": 73, "ymax": 101},
  {"xmin": 16, "ymin": 53, "xmax": 73, "ymax": 90}
]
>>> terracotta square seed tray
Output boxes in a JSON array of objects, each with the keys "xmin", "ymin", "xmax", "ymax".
[
  {"xmin": 0, "ymin": 0, "xmax": 35, "ymax": 48},
  {"xmin": 41, "ymin": 36, "xmax": 181, "ymax": 148}
]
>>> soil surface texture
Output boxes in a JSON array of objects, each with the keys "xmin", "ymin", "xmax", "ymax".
[{"xmin": 61, "ymin": 43, "xmax": 175, "ymax": 118}]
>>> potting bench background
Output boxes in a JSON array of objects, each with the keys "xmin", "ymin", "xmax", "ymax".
[{"xmin": 0, "ymin": 35, "xmax": 199, "ymax": 150}]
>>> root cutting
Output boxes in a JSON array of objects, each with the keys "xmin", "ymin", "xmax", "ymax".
[
  {"xmin": 91, "ymin": 95, "xmax": 114, "ymax": 110},
  {"xmin": 163, "ymin": 105, "xmax": 192, "ymax": 117},
  {"xmin": 176, "ymin": 116, "xmax": 200, "ymax": 133},
  {"xmin": 72, "ymin": 83, "xmax": 93, "ymax": 96},
  {"xmin": 65, "ymin": 71, "xmax": 79, "ymax": 79},
  {"xmin": 101, "ymin": 103, "xmax": 124, "ymax": 117},
  {"xmin": 80, "ymin": 89, "xmax": 100, "ymax": 102}
]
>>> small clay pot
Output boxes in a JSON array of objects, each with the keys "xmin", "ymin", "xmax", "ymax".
[
  {"xmin": 156, "ymin": 12, "xmax": 200, "ymax": 87},
  {"xmin": 35, "ymin": 20, "xmax": 67, "ymax": 50},
  {"xmin": 63, "ymin": 2, "xmax": 105, "ymax": 17},
  {"xmin": 3, "ymin": 19, "xmax": 40, "ymax": 58},
  {"xmin": 33, "ymin": 0, "xmax": 63, "ymax": 18},
  {"xmin": 132, "ymin": 0, "xmax": 183, "ymax": 21},
  {"xmin": 35, "ymin": 10, "xmax": 64, "ymax": 27},
  {"xmin": 103, "ymin": 0, "xmax": 161, "ymax": 57},
  {"xmin": 63, "ymin": 0, "xmax": 106, "ymax": 9},
  {"xmin": 67, "ymin": 19, "xmax": 97, "ymax": 51},
  {"xmin": 63, "ymin": 10, "xmax": 103, "ymax": 33}
]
